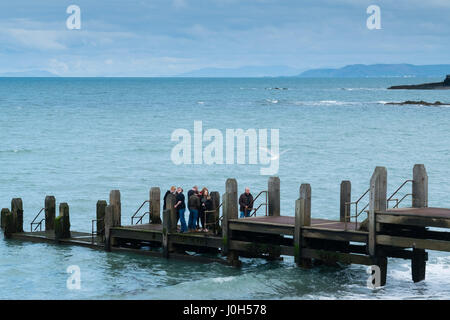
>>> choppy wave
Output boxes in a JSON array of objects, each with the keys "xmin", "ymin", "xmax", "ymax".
[{"xmin": 0, "ymin": 148, "xmax": 32, "ymax": 153}]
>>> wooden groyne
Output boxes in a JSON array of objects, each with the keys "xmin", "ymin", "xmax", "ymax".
[{"xmin": 3, "ymin": 164, "xmax": 450, "ymax": 286}]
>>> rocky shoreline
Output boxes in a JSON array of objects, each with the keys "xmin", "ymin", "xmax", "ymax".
[{"xmin": 388, "ymin": 75, "xmax": 450, "ymax": 90}]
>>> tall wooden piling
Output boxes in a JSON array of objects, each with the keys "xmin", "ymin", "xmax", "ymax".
[
  {"xmin": 223, "ymin": 179, "xmax": 239, "ymax": 266},
  {"xmin": 96, "ymin": 200, "xmax": 107, "ymax": 238},
  {"xmin": 4, "ymin": 211, "xmax": 14, "ymax": 238},
  {"xmin": 165, "ymin": 193, "xmax": 177, "ymax": 233},
  {"xmin": 150, "ymin": 187, "xmax": 161, "ymax": 224},
  {"xmin": 411, "ymin": 164, "xmax": 428, "ymax": 282},
  {"xmin": 162, "ymin": 209, "xmax": 171, "ymax": 257},
  {"xmin": 368, "ymin": 167, "xmax": 387, "ymax": 286},
  {"xmin": 221, "ymin": 193, "xmax": 228, "ymax": 256},
  {"xmin": 109, "ymin": 190, "xmax": 121, "ymax": 227},
  {"xmin": 11, "ymin": 198, "xmax": 23, "ymax": 233},
  {"xmin": 104, "ymin": 205, "xmax": 114, "ymax": 251},
  {"xmin": 340, "ymin": 181, "xmax": 351, "ymax": 222},
  {"xmin": 55, "ymin": 203, "xmax": 71, "ymax": 240},
  {"xmin": 295, "ymin": 184, "xmax": 312, "ymax": 268},
  {"xmin": 268, "ymin": 176, "xmax": 280, "ymax": 217},
  {"xmin": 210, "ymin": 192, "xmax": 220, "ymax": 234},
  {"xmin": 1, "ymin": 208, "xmax": 10, "ymax": 229},
  {"xmin": 413, "ymin": 164, "xmax": 428, "ymax": 208},
  {"xmin": 45, "ymin": 196, "xmax": 56, "ymax": 231},
  {"xmin": 368, "ymin": 167, "xmax": 387, "ymax": 256}
]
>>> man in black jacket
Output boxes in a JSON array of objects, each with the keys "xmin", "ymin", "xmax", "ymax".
[{"xmin": 239, "ymin": 187, "xmax": 253, "ymax": 218}]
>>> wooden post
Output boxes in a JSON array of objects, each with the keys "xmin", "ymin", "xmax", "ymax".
[
  {"xmin": 225, "ymin": 178, "xmax": 238, "ymax": 220},
  {"xmin": 150, "ymin": 187, "xmax": 161, "ymax": 224},
  {"xmin": 340, "ymin": 181, "xmax": 351, "ymax": 222},
  {"xmin": 109, "ymin": 190, "xmax": 121, "ymax": 227},
  {"xmin": 412, "ymin": 164, "xmax": 428, "ymax": 208},
  {"xmin": 45, "ymin": 196, "xmax": 56, "ymax": 231},
  {"xmin": 368, "ymin": 167, "xmax": 387, "ymax": 256},
  {"xmin": 299, "ymin": 184, "xmax": 311, "ymax": 226},
  {"xmin": 210, "ymin": 191, "xmax": 220, "ymax": 234},
  {"xmin": 221, "ymin": 193, "xmax": 228, "ymax": 256},
  {"xmin": 411, "ymin": 164, "xmax": 427, "ymax": 282},
  {"xmin": 165, "ymin": 193, "xmax": 177, "ymax": 233},
  {"xmin": 224, "ymin": 179, "xmax": 239, "ymax": 266},
  {"xmin": 55, "ymin": 203, "xmax": 71, "ymax": 240},
  {"xmin": 4, "ymin": 211, "xmax": 14, "ymax": 238},
  {"xmin": 1, "ymin": 208, "xmax": 10, "ymax": 229},
  {"xmin": 96, "ymin": 200, "xmax": 107, "ymax": 238},
  {"xmin": 162, "ymin": 208, "xmax": 171, "ymax": 258},
  {"xmin": 295, "ymin": 184, "xmax": 312, "ymax": 268},
  {"xmin": 11, "ymin": 198, "xmax": 23, "ymax": 233},
  {"xmin": 104, "ymin": 205, "xmax": 114, "ymax": 251},
  {"xmin": 268, "ymin": 176, "xmax": 280, "ymax": 217},
  {"xmin": 368, "ymin": 167, "xmax": 388, "ymax": 286}
]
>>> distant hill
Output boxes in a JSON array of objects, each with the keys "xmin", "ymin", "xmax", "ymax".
[
  {"xmin": 297, "ymin": 64, "xmax": 450, "ymax": 78},
  {"xmin": 178, "ymin": 65, "xmax": 303, "ymax": 77},
  {"xmin": 0, "ymin": 70, "xmax": 58, "ymax": 77}
]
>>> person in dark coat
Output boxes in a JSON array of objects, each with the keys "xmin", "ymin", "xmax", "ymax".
[
  {"xmin": 188, "ymin": 191, "xmax": 201, "ymax": 232},
  {"xmin": 239, "ymin": 187, "xmax": 253, "ymax": 218},
  {"xmin": 199, "ymin": 187, "xmax": 213, "ymax": 232},
  {"xmin": 174, "ymin": 187, "xmax": 187, "ymax": 233},
  {"xmin": 163, "ymin": 186, "xmax": 176, "ymax": 210}
]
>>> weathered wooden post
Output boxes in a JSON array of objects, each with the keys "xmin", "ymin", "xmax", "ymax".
[
  {"xmin": 162, "ymin": 208, "xmax": 171, "ymax": 258},
  {"xmin": 223, "ymin": 178, "xmax": 240, "ymax": 266},
  {"xmin": 412, "ymin": 164, "xmax": 428, "ymax": 208},
  {"xmin": 165, "ymin": 193, "xmax": 177, "ymax": 233},
  {"xmin": 150, "ymin": 187, "xmax": 161, "ymax": 224},
  {"xmin": 340, "ymin": 181, "xmax": 351, "ymax": 222},
  {"xmin": 45, "ymin": 196, "xmax": 56, "ymax": 231},
  {"xmin": 295, "ymin": 184, "xmax": 312, "ymax": 268},
  {"xmin": 210, "ymin": 191, "xmax": 220, "ymax": 234},
  {"xmin": 104, "ymin": 205, "xmax": 114, "ymax": 251},
  {"xmin": 11, "ymin": 198, "xmax": 23, "ymax": 233},
  {"xmin": 368, "ymin": 166, "xmax": 388, "ymax": 286},
  {"xmin": 221, "ymin": 193, "xmax": 228, "ymax": 256},
  {"xmin": 268, "ymin": 176, "xmax": 280, "ymax": 217},
  {"xmin": 96, "ymin": 200, "xmax": 107, "ymax": 238},
  {"xmin": 55, "ymin": 203, "xmax": 71, "ymax": 240},
  {"xmin": 1, "ymin": 208, "xmax": 10, "ymax": 229},
  {"xmin": 109, "ymin": 190, "xmax": 121, "ymax": 227},
  {"xmin": 4, "ymin": 211, "xmax": 14, "ymax": 238},
  {"xmin": 411, "ymin": 164, "xmax": 428, "ymax": 282}
]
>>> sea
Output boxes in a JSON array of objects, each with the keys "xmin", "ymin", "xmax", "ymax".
[{"xmin": 0, "ymin": 77, "xmax": 449, "ymax": 299}]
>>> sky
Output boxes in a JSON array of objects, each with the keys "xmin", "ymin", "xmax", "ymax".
[{"xmin": 0, "ymin": 0, "xmax": 449, "ymax": 76}]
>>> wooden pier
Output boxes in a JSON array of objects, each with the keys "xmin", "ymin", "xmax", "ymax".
[{"xmin": 2, "ymin": 164, "xmax": 450, "ymax": 286}]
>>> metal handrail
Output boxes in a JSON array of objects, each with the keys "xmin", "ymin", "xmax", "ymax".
[
  {"xmin": 135, "ymin": 212, "xmax": 150, "ymax": 224},
  {"xmin": 131, "ymin": 200, "xmax": 150, "ymax": 225},
  {"xmin": 91, "ymin": 218, "xmax": 104, "ymax": 244},
  {"xmin": 30, "ymin": 208, "xmax": 45, "ymax": 232},
  {"xmin": 390, "ymin": 193, "xmax": 413, "ymax": 208},
  {"xmin": 387, "ymin": 180, "xmax": 413, "ymax": 208},
  {"xmin": 345, "ymin": 188, "xmax": 370, "ymax": 230},
  {"xmin": 248, "ymin": 190, "xmax": 268, "ymax": 217}
]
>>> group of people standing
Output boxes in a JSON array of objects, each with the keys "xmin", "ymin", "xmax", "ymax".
[
  {"xmin": 163, "ymin": 185, "xmax": 214, "ymax": 233},
  {"xmin": 163, "ymin": 185, "xmax": 255, "ymax": 233}
]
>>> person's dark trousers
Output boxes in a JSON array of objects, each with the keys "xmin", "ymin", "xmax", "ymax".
[{"xmin": 188, "ymin": 209, "xmax": 198, "ymax": 230}]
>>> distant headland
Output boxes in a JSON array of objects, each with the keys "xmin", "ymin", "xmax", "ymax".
[{"xmin": 388, "ymin": 75, "xmax": 450, "ymax": 90}]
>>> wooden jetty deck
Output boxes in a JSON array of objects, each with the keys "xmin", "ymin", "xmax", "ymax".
[{"xmin": 2, "ymin": 164, "xmax": 450, "ymax": 286}]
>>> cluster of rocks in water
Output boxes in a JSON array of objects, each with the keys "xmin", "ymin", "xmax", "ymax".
[
  {"xmin": 388, "ymin": 75, "xmax": 450, "ymax": 90},
  {"xmin": 385, "ymin": 100, "xmax": 449, "ymax": 106}
]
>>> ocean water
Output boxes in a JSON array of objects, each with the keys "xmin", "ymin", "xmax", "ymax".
[{"xmin": 0, "ymin": 77, "xmax": 449, "ymax": 299}]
